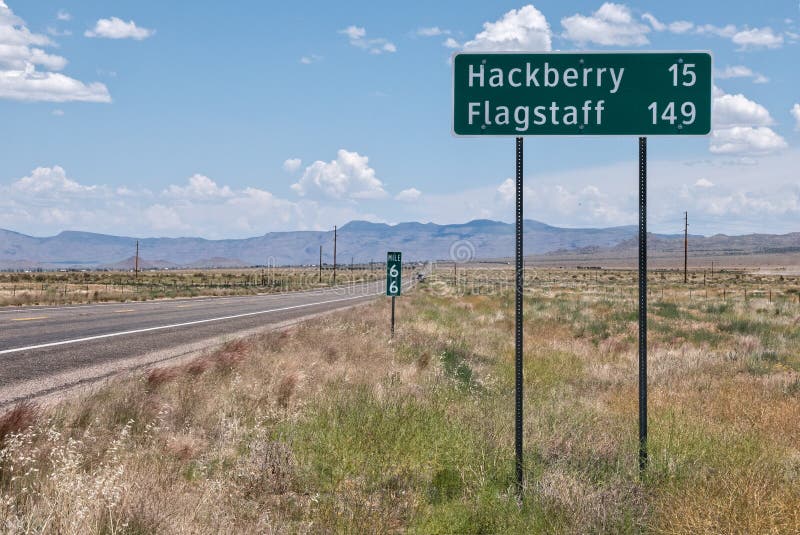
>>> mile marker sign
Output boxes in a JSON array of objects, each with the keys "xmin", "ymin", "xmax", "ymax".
[
  {"xmin": 386, "ymin": 252, "xmax": 402, "ymax": 296},
  {"xmin": 452, "ymin": 52, "xmax": 711, "ymax": 136}
]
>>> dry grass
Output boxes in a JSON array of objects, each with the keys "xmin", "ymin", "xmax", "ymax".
[
  {"xmin": 0, "ymin": 268, "xmax": 798, "ymax": 533},
  {"xmin": 0, "ymin": 403, "xmax": 39, "ymax": 445},
  {"xmin": 0, "ymin": 267, "xmax": 384, "ymax": 307}
]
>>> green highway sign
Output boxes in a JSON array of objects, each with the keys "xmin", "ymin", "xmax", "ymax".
[
  {"xmin": 452, "ymin": 52, "xmax": 711, "ymax": 136},
  {"xmin": 386, "ymin": 251, "xmax": 402, "ymax": 296}
]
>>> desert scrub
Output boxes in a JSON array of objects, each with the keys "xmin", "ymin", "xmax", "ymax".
[
  {"xmin": 0, "ymin": 267, "xmax": 798, "ymax": 532},
  {"xmin": 0, "ymin": 267, "xmax": 383, "ymax": 307}
]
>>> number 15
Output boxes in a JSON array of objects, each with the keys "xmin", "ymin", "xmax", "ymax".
[{"xmin": 669, "ymin": 63, "xmax": 696, "ymax": 87}]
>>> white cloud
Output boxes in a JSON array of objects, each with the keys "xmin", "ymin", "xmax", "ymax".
[
  {"xmin": 731, "ymin": 27, "xmax": 783, "ymax": 49},
  {"xmin": 300, "ymin": 54, "xmax": 322, "ymax": 64},
  {"xmin": 6, "ymin": 152, "xmax": 800, "ymax": 239},
  {"xmin": 0, "ymin": 4, "xmax": 64, "ymax": 70},
  {"xmin": 495, "ymin": 178, "xmax": 628, "ymax": 225},
  {"xmin": 56, "ymin": 10, "xmax": 71, "ymax": 22},
  {"xmin": 710, "ymin": 127, "xmax": 788, "ymax": 155},
  {"xmin": 339, "ymin": 25, "xmax": 396, "ymax": 54},
  {"xmin": 667, "ymin": 20, "xmax": 694, "ymax": 34},
  {"xmin": 11, "ymin": 165, "xmax": 96, "ymax": 195},
  {"xmin": 641, "ymin": 13, "xmax": 665, "ymax": 31},
  {"xmin": 443, "ymin": 37, "xmax": 461, "ymax": 49},
  {"xmin": 792, "ymin": 103, "xmax": 800, "ymax": 130},
  {"xmin": 283, "ymin": 158, "xmax": 302, "ymax": 172},
  {"xmin": 0, "ymin": 3, "xmax": 110, "ymax": 102},
  {"xmin": 0, "ymin": 67, "xmax": 111, "ymax": 102},
  {"xmin": 0, "ymin": 46, "xmax": 67, "ymax": 71},
  {"xmin": 695, "ymin": 24, "xmax": 738, "ymax": 38},
  {"xmin": 561, "ymin": 3, "xmax": 650, "ymax": 46},
  {"xmin": 417, "ymin": 27, "xmax": 449, "ymax": 37},
  {"xmin": 715, "ymin": 65, "xmax": 769, "ymax": 84},
  {"xmin": 145, "ymin": 204, "xmax": 184, "ymax": 231},
  {"xmin": 710, "ymin": 88, "xmax": 785, "ymax": 156},
  {"xmin": 165, "ymin": 174, "xmax": 234, "ymax": 199},
  {"xmin": 400, "ymin": 151, "xmax": 800, "ymax": 235},
  {"xmin": 713, "ymin": 93, "xmax": 774, "ymax": 128},
  {"xmin": 291, "ymin": 149, "xmax": 387, "ymax": 200},
  {"xmin": 642, "ymin": 13, "xmax": 694, "ymax": 34},
  {"xmin": 716, "ymin": 65, "xmax": 753, "ymax": 79},
  {"xmin": 395, "ymin": 188, "xmax": 421, "ymax": 202},
  {"xmin": 0, "ymin": 166, "xmax": 363, "ymax": 238},
  {"xmin": 463, "ymin": 5, "xmax": 552, "ymax": 52},
  {"xmin": 496, "ymin": 178, "xmax": 515, "ymax": 204},
  {"xmin": 341, "ymin": 25, "xmax": 365, "ymax": 40},
  {"xmin": 696, "ymin": 23, "xmax": 785, "ymax": 50},
  {"xmin": 46, "ymin": 26, "xmax": 72, "ymax": 37},
  {"xmin": 85, "ymin": 17, "xmax": 154, "ymax": 40}
]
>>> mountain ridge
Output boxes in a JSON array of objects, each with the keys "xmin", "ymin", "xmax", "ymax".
[{"xmin": 0, "ymin": 219, "xmax": 796, "ymax": 270}]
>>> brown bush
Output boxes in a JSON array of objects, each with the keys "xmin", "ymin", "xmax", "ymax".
[
  {"xmin": 238, "ymin": 440, "xmax": 296, "ymax": 496},
  {"xmin": 257, "ymin": 330, "xmax": 291, "ymax": 353},
  {"xmin": 323, "ymin": 345, "xmax": 339, "ymax": 363},
  {"xmin": 165, "ymin": 435, "xmax": 204, "ymax": 461},
  {"xmin": 0, "ymin": 402, "xmax": 39, "ymax": 444},
  {"xmin": 276, "ymin": 373, "xmax": 298, "ymax": 408},
  {"xmin": 416, "ymin": 350, "xmax": 431, "ymax": 370},
  {"xmin": 184, "ymin": 356, "xmax": 212, "ymax": 376},
  {"xmin": 213, "ymin": 339, "xmax": 250, "ymax": 371},
  {"xmin": 146, "ymin": 366, "xmax": 182, "ymax": 387}
]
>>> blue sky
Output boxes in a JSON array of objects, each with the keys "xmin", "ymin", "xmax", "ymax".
[{"xmin": 0, "ymin": 1, "xmax": 798, "ymax": 238}]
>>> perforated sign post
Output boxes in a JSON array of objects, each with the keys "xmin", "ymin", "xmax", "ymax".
[
  {"xmin": 386, "ymin": 251, "xmax": 402, "ymax": 336},
  {"xmin": 453, "ymin": 51, "xmax": 712, "ymax": 492}
]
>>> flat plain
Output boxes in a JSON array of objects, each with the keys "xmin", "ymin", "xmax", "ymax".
[
  {"xmin": 0, "ymin": 267, "xmax": 798, "ymax": 533},
  {"xmin": 0, "ymin": 267, "xmax": 383, "ymax": 307}
]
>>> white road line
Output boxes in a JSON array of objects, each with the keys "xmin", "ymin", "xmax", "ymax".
[{"xmin": 0, "ymin": 291, "xmax": 381, "ymax": 356}]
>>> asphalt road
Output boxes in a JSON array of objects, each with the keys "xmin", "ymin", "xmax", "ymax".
[{"xmin": 0, "ymin": 278, "xmax": 407, "ymax": 406}]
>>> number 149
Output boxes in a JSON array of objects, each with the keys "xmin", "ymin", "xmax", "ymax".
[{"xmin": 648, "ymin": 101, "xmax": 696, "ymax": 125}]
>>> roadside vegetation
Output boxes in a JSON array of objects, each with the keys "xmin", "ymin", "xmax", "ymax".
[
  {"xmin": 0, "ymin": 267, "xmax": 798, "ymax": 533},
  {"xmin": 0, "ymin": 267, "xmax": 384, "ymax": 307}
]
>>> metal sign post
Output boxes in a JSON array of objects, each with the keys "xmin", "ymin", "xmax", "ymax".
[
  {"xmin": 386, "ymin": 252, "xmax": 402, "ymax": 337},
  {"xmin": 638, "ymin": 137, "xmax": 648, "ymax": 471},
  {"xmin": 514, "ymin": 137, "xmax": 524, "ymax": 491}
]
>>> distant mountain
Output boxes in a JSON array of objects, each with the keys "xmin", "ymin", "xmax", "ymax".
[
  {"xmin": 553, "ymin": 231, "xmax": 800, "ymax": 259},
  {"xmin": 0, "ymin": 219, "xmax": 797, "ymax": 270},
  {"xmin": 535, "ymin": 231, "xmax": 800, "ymax": 269},
  {"xmin": 100, "ymin": 257, "xmax": 181, "ymax": 271}
]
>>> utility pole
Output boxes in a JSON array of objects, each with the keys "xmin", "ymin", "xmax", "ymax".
[
  {"xmin": 319, "ymin": 245, "xmax": 322, "ymax": 283},
  {"xmin": 333, "ymin": 225, "xmax": 337, "ymax": 284},
  {"xmin": 135, "ymin": 240, "xmax": 139, "ymax": 279},
  {"xmin": 684, "ymin": 211, "xmax": 688, "ymax": 284}
]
